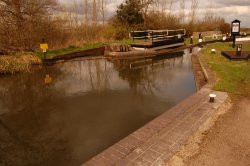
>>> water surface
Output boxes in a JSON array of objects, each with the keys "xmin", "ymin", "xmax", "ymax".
[{"xmin": 0, "ymin": 49, "xmax": 196, "ymax": 166}]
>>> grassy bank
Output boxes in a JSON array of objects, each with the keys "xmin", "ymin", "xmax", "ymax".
[
  {"xmin": 0, "ymin": 53, "xmax": 41, "ymax": 74},
  {"xmin": 35, "ymin": 39, "xmax": 139, "ymax": 59},
  {"xmin": 0, "ymin": 39, "xmax": 137, "ymax": 74},
  {"xmin": 200, "ymin": 42, "xmax": 250, "ymax": 96}
]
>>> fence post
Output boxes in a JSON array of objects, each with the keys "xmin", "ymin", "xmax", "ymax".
[
  {"xmin": 152, "ymin": 31, "xmax": 154, "ymax": 44},
  {"xmin": 233, "ymin": 35, "xmax": 236, "ymax": 48},
  {"xmin": 133, "ymin": 31, "xmax": 134, "ymax": 42}
]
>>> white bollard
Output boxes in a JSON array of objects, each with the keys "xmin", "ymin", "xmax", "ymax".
[
  {"xmin": 211, "ymin": 49, "xmax": 216, "ymax": 54},
  {"xmin": 209, "ymin": 94, "xmax": 216, "ymax": 103}
]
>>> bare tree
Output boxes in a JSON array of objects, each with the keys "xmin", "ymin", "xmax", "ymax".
[
  {"xmin": 140, "ymin": 0, "xmax": 153, "ymax": 17},
  {"xmin": 153, "ymin": 0, "xmax": 160, "ymax": 12},
  {"xmin": 168, "ymin": 0, "xmax": 173, "ymax": 13},
  {"xmin": 179, "ymin": 0, "xmax": 185, "ymax": 24},
  {"xmin": 204, "ymin": 0, "xmax": 214, "ymax": 23},
  {"xmin": 92, "ymin": 0, "xmax": 97, "ymax": 26},
  {"xmin": 190, "ymin": 0, "xmax": 199, "ymax": 24},
  {"xmin": 84, "ymin": 0, "xmax": 89, "ymax": 24},
  {"xmin": 73, "ymin": 0, "xmax": 80, "ymax": 27},
  {"xmin": 0, "ymin": 0, "xmax": 59, "ymax": 51},
  {"xmin": 100, "ymin": 0, "xmax": 107, "ymax": 26},
  {"xmin": 161, "ymin": 0, "xmax": 167, "ymax": 14}
]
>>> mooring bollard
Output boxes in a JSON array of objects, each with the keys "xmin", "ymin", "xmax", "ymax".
[
  {"xmin": 190, "ymin": 36, "xmax": 193, "ymax": 44},
  {"xmin": 211, "ymin": 49, "xmax": 216, "ymax": 54},
  {"xmin": 209, "ymin": 94, "xmax": 216, "ymax": 103},
  {"xmin": 236, "ymin": 44, "xmax": 242, "ymax": 56},
  {"xmin": 199, "ymin": 32, "xmax": 202, "ymax": 39}
]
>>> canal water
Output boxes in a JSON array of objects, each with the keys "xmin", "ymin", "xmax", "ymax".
[{"xmin": 0, "ymin": 49, "xmax": 196, "ymax": 166}]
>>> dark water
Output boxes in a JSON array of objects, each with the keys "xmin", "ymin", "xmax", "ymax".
[{"xmin": 0, "ymin": 49, "xmax": 196, "ymax": 166}]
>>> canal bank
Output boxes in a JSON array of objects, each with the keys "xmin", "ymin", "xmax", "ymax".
[
  {"xmin": 168, "ymin": 42, "xmax": 250, "ymax": 166},
  {"xmin": 83, "ymin": 49, "xmax": 229, "ymax": 165}
]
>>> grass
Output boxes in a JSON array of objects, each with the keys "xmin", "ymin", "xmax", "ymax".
[
  {"xmin": 35, "ymin": 39, "xmax": 139, "ymax": 59},
  {"xmin": 0, "ymin": 53, "xmax": 41, "ymax": 74},
  {"xmin": 200, "ymin": 42, "xmax": 250, "ymax": 96}
]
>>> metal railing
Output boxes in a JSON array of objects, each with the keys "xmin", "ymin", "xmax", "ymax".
[{"xmin": 130, "ymin": 29, "xmax": 186, "ymax": 42}]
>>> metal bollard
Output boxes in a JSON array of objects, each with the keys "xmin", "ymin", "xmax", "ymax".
[{"xmin": 209, "ymin": 94, "xmax": 216, "ymax": 103}]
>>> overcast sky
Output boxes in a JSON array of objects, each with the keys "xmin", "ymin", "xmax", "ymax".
[{"xmin": 60, "ymin": 0, "xmax": 250, "ymax": 27}]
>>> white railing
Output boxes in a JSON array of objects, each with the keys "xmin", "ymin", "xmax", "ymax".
[{"xmin": 130, "ymin": 29, "xmax": 186, "ymax": 41}]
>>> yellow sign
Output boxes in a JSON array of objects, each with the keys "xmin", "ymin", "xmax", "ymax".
[
  {"xmin": 44, "ymin": 74, "xmax": 53, "ymax": 84},
  {"xmin": 40, "ymin": 43, "xmax": 48, "ymax": 50}
]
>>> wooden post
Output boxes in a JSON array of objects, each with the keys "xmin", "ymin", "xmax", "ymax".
[
  {"xmin": 233, "ymin": 35, "xmax": 236, "ymax": 48},
  {"xmin": 190, "ymin": 36, "xmax": 193, "ymax": 44},
  {"xmin": 133, "ymin": 31, "xmax": 134, "ymax": 42},
  {"xmin": 42, "ymin": 38, "xmax": 46, "ymax": 65},
  {"xmin": 152, "ymin": 31, "xmax": 154, "ymax": 44}
]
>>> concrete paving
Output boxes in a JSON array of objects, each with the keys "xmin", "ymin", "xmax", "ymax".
[{"xmin": 82, "ymin": 87, "xmax": 228, "ymax": 166}]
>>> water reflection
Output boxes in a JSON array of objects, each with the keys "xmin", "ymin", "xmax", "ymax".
[
  {"xmin": 110, "ymin": 51, "xmax": 193, "ymax": 96},
  {"xmin": 0, "ymin": 49, "xmax": 196, "ymax": 166}
]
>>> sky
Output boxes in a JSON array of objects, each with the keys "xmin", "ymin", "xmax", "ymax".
[{"xmin": 60, "ymin": 0, "xmax": 250, "ymax": 27}]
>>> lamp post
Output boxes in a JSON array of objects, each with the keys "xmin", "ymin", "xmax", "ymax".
[{"xmin": 231, "ymin": 19, "xmax": 241, "ymax": 48}]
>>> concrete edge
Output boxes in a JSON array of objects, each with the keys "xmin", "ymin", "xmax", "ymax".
[
  {"xmin": 196, "ymin": 54, "xmax": 209, "ymax": 82},
  {"xmin": 166, "ymin": 46, "xmax": 230, "ymax": 165},
  {"xmin": 166, "ymin": 96, "xmax": 232, "ymax": 166}
]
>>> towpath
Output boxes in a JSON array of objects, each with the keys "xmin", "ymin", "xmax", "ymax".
[{"xmin": 168, "ymin": 96, "xmax": 250, "ymax": 166}]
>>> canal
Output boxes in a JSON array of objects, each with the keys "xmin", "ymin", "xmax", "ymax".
[{"xmin": 0, "ymin": 49, "xmax": 196, "ymax": 166}]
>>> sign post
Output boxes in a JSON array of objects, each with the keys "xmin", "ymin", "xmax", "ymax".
[
  {"xmin": 231, "ymin": 19, "xmax": 241, "ymax": 48},
  {"xmin": 40, "ymin": 39, "xmax": 52, "ymax": 85},
  {"xmin": 40, "ymin": 39, "xmax": 48, "ymax": 64}
]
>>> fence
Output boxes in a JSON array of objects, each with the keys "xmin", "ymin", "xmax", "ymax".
[{"xmin": 130, "ymin": 29, "xmax": 186, "ymax": 42}]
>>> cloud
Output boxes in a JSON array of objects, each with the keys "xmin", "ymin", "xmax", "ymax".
[
  {"xmin": 216, "ymin": 0, "xmax": 250, "ymax": 7},
  {"xmin": 205, "ymin": 4, "xmax": 250, "ymax": 27},
  {"xmin": 59, "ymin": 0, "xmax": 250, "ymax": 27}
]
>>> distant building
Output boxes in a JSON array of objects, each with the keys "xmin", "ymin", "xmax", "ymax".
[{"xmin": 192, "ymin": 31, "xmax": 222, "ymax": 38}]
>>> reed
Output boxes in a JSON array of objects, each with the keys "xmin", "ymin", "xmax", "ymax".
[{"xmin": 0, "ymin": 53, "xmax": 41, "ymax": 74}]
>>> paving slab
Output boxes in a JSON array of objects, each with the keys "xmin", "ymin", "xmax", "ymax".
[{"xmin": 82, "ymin": 87, "xmax": 228, "ymax": 166}]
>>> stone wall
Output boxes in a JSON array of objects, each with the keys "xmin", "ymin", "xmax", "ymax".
[{"xmin": 105, "ymin": 44, "xmax": 131, "ymax": 52}]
